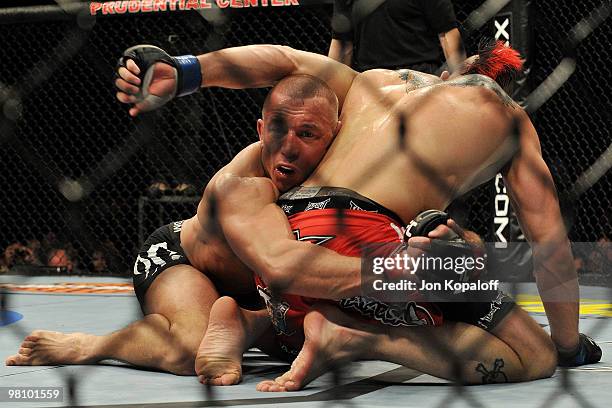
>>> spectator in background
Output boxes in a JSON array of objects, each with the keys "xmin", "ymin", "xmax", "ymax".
[
  {"xmin": 90, "ymin": 249, "xmax": 109, "ymax": 274},
  {"xmin": 329, "ymin": 0, "xmax": 465, "ymax": 74},
  {"xmin": 3, "ymin": 242, "xmax": 36, "ymax": 269},
  {"xmin": 25, "ymin": 239, "xmax": 44, "ymax": 266},
  {"xmin": 603, "ymin": 236, "xmax": 612, "ymax": 261},
  {"xmin": 47, "ymin": 247, "xmax": 75, "ymax": 272},
  {"xmin": 88, "ymin": 240, "xmax": 125, "ymax": 275},
  {"xmin": 585, "ymin": 236, "xmax": 611, "ymax": 275}
]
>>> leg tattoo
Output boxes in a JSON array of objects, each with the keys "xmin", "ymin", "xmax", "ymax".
[{"xmin": 475, "ymin": 358, "xmax": 509, "ymax": 384}]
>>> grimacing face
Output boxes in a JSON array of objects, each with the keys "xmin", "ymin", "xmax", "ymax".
[{"xmin": 257, "ymin": 93, "xmax": 339, "ymax": 192}]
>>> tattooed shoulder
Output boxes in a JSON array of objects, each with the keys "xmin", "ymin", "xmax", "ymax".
[
  {"xmin": 448, "ymin": 74, "xmax": 518, "ymax": 108},
  {"xmin": 397, "ymin": 69, "xmax": 428, "ymax": 92}
]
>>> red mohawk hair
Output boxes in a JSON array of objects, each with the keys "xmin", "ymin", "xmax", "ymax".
[{"xmin": 466, "ymin": 39, "xmax": 525, "ymax": 93}]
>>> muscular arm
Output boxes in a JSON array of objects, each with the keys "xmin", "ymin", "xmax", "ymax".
[
  {"xmin": 438, "ymin": 27, "xmax": 465, "ymax": 71},
  {"xmin": 214, "ymin": 175, "xmax": 362, "ymax": 300},
  {"xmin": 328, "ymin": 39, "xmax": 353, "ymax": 66},
  {"xmin": 198, "ymin": 45, "xmax": 357, "ymax": 108},
  {"xmin": 503, "ymin": 111, "xmax": 579, "ymax": 351}
]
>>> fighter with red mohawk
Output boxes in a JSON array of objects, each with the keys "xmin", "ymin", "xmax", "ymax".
[
  {"xmin": 460, "ymin": 39, "xmax": 525, "ymax": 87},
  {"xmin": 113, "ymin": 39, "xmax": 600, "ymax": 388}
]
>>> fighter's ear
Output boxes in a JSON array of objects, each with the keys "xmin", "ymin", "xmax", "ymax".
[
  {"xmin": 334, "ymin": 120, "xmax": 343, "ymax": 137},
  {"xmin": 257, "ymin": 118, "xmax": 264, "ymax": 142}
]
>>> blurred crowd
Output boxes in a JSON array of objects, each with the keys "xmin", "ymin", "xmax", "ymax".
[
  {"xmin": 573, "ymin": 236, "xmax": 612, "ymax": 276},
  {"xmin": 0, "ymin": 232, "xmax": 124, "ymax": 275},
  {"xmin": 1, "ymin": 231, "xmax": 609, "ymax": 277}
]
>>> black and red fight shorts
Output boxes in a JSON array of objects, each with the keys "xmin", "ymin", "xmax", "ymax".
[{"xmin": 255, "ymin": 186, "xmax": 444, "ymax": 357}]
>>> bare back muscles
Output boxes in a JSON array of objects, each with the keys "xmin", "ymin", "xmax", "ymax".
[{"xmin": 305, "ymin": 70, "xmax": 520, "ymax": 222}]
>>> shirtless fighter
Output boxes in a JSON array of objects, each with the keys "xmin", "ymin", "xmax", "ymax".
[
  {"xmin": 110, "ymin": 40, "xmax": 600, "ymax": 388},
  {"xmin": 5, "ymin": 74, "xmax": 344, "ymax": 381}
]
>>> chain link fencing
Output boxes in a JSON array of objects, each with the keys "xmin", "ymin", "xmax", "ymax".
[
  {"xmin": 0, "ymin": 0, "xmax": 610, "ymax": 406},
  {"xmin": 1, "ymin": 1, "xmax": 608, "ymax": 276}
]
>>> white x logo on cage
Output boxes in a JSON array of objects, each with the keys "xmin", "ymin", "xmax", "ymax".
[{"xmin": 495, "ymin": 18, "xmax": 510, "ymax": 45}]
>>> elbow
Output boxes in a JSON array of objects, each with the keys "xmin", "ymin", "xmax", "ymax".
[
  {"xmin": 259, "ymin": 256, "xmax": 293, "ymax": 294},
  {"xmin": 275, "ymin": 45, "xmax": 302, "ymax": 74}
]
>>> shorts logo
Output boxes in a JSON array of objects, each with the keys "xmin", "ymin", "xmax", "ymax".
[
  {"xmin": 304, "ymin": 198, "xmax": 331, "ymax": 211},
  {"xmin": 339, "ymin": 297, "xmax": 434, "ymax": 327},
  {"xmin": 389, "ymin": 223, "xmax": 404, "ymax": 241},
  {"xmin": 257, "ymin": 286, "xmax": 293, "ymax": 336},
  {"xmin": 133, "ymin": 242, "xmax": 182, "ymax": 279},
  {"xmin": 478, "ymin": 291, "xmax": 507, "ymax": 329},
  {"xmin": 286, "ymin": 186, "xmax": 321, "ymax": 199},
  {"xmin": 349, "ymin": 200, "xmax": 378, "ymax": 213},
  {"xmin": 172, "ymin": 220, "xmax": 185, "ymax": 233},
  {"xmin": 280, "ymin": 204, "xmax": 294, "ymax": 214},
  {"xmin": 292, "ymin": 229, "xmax": 335, "ymax": 246},
  {"xmin": 404, "ymin": 219, "xmax": 419, "ymax": 239}
]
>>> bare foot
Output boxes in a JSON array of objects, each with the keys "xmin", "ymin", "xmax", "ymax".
[
  {"xmin": 5, "ymin": 330, "xmax": 99, "ymax": 366},
  {"xmin": 256, "ymin": 304, "xmax": 377, "ymax": 392},
  {"xmin": 196, "ymin": 296, "xmax": 268, "ymax": 386}
]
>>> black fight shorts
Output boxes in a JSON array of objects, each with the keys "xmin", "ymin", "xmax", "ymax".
[
  {"xmin": 132, "ymin": 220, "xmax": 190, "ymax": 309},
  {"xmin": 437, "ymin": 291, "xmax": 516, "ymax": 332}
]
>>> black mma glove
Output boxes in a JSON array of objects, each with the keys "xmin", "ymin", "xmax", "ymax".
[
  {"xmin": 117, "ymin": 45, "xmax": 202, "ymax": 111},
  {"xmin": 557, "ymin": 333, "xmax": 602, "ymax": 367},
  {"xmin": 405, "ymin": 210, "xmax": 487, "ymax": 298}
]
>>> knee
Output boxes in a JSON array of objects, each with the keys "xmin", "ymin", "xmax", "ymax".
[
  {"xmin": 525, "ymin": 336, "xmax": 557, "ymax": 380},
  {"xmin": 162, "ymin": 320, "xmax": 201, "ymax": 375},
  {"xmin": 164, "ymin": 347, "xmax": 197, "ymax": 376}
]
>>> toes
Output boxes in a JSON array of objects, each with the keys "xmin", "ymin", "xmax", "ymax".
[
  {"xmin": 221, "ymin": 373, "xmax": 241, "ymax": 386},
  {"xmin": 284, "ymin": 380, "xmax": 298, "ymax": 391},
  {"xmin": 18, "ymin": 347, "xmax": 32, "ymax": 356},
  {"xmin": 256, "ymin": 380, "xmax": 287, "ymax": 392},
  {"xmin": 21, "ymin": 341, "xmax": 36, "ymax": 349},
  {"xmin": 203, "ymin": 377, "xmax": 226, "ymax": 386},
  {"xmin": 5, "ymin": 354, "xmax": 30, "ymax": 366},
  {"xmin": 267, "ymin": 383, "xmax": 286, "ymax": 392},
  {"xmin": 5, "ymin": 355, "xmax": 17, "ymax": 366},
  {"xmin": 256, "ymin": 380, "xmax": 275, "ymax": 392},
  {"xmin": 273, "ymin": 375, "xmax": 300, "ymax": 391},
  {"xmin": 198, "ymin": 372, "xmax": 241, "ymax": 386}
]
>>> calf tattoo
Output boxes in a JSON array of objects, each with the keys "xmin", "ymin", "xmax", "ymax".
[{"xmin": 475, "ymin": 358, "xmax": 509, "ymax": 384}]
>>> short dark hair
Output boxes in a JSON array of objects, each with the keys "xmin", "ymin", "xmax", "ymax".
[{"xmin": 262, "ymin": 74, "xmax": 338, "ymax": 116}]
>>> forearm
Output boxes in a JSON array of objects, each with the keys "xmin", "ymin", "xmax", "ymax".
[
  {"xmin": 198, "ymin": 45, "xmax": 297, "ymax": 89},
  {"xmin": 196, "ymin": 44, "xmax": 356, "ymax": 106},
  {"xmin": 439, "ymin": 28, "xmax": 465, "ymax": 69},
  {"xmin": 328, "ymin": 39, "xmax": 353, "ymax": 66},
  {"xmin": 256, "ymin": 240, "xmax": 363, "ymax": 300},
  {"xmin": 532, "ymin": 237, "xmax": 579, "ymax": 349}
]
